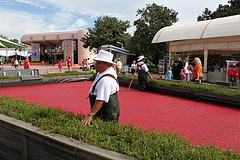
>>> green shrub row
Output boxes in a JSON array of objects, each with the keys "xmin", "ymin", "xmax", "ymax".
[
  {"xmin": 1, "ymin": 70, "xmax": 239, "ymax": 96},
  {"xmin": 118, "ymin": 75, "xmax": 240, "ymax": 96},
  {"xmin": 0, "ymin": 75, "xmax": 19, "ymax": 79},
  {"xmin": 42, "ymin": 70, "xmax": 96, "ymax": 77},
  {"xmin": 0, "ymin": 97, "xmax": 239, "ymax": 160}
]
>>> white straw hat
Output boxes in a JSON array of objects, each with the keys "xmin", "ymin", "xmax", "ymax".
[
  {"xmin": 137, "ymin": 55, "xmax": 145, "ymax": 61},
  {"xmin": 93, "ymin": 50, "xmax": 114, "ymax": 64}
]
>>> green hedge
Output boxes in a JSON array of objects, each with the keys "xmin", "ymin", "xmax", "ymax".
[
  {"xmin": 42, "ymin": 70, "xmax": 96, "ymax": 77},
  {"xmin": 118, "ymin": 75, "xmax": 240, "ymax": 96},
  {"xmin": 0, "ymin": 97, "xmax": 239, "ymax": 160}
]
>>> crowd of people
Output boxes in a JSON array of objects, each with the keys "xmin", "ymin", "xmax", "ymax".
[
  {"xmin": 165, "ymin": 54, "xmax": 203, "ymax": 83},
  {"xmin": 8, "ymin": 57, "xmax": 30, "ymax": 70}
]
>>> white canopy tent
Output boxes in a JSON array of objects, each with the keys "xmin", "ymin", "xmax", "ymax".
[
  {"xmin": 152, "ymin": 15, "xmax": 240, "ymax": 83},
  {"xmin": 152, "ymin": 14, "xmax": 240, "ymax": 43},
  {"xmin": 0, "ymin": 38, "xmax": 28, "ymax": 60},
  {"xmin": 0, "ymin": 48, "xmax": 29, "ymax": 57},
  {"xmin": 0, "ymin": 37, "xmax": 24, "ymax": 47}
]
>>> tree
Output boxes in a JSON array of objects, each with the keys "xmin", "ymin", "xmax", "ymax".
[
  {"xmin": 127, "ymin": 3, "xmax": 178, "ymax": 66},
  {"xmin": 81, "ymin": 16, "xmax": 130, "ymax": 52},
  {"xmin": 197, "ymin": 8, "xmax": 212, "ymax": 21},
  {"xmin": 198, "ymin": 0, "xmax": 240, "ymax": 21}
]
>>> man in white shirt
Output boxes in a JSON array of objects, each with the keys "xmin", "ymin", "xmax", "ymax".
[
  {"xmin": 136, "ymin": 55, "xmax": 153, "ymax": 91},
  {"xmin": 82, "ymin": 50, "xmax": 120, "ymax": 125}
]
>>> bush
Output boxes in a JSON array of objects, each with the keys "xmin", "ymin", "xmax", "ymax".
[{"xmin": 43, "ymin": 70, "xmax": 95, "ymax": 77}]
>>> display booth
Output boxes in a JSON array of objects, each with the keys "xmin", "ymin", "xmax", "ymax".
[{"xmin": 152, "ymin": 15, "xmax": 240, "ymax": 84}]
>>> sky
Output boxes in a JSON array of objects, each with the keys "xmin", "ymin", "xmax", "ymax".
[{"xmin": 0, "ymin": 0, "xmax": 228, "ymax": 42}]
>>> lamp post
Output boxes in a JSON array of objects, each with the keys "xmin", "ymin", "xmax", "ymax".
[{"xmin": 116, "ymin": 42, "xmax": 124, "ymax": 48}]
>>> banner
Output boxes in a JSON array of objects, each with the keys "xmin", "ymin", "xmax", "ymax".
[
  {"xmin": 64, "ymin": 40, "xmax": 73, "ymax": 62},
  {"xmin": 31, "ymin": 43, "xmax": 40, "ymax": 61}
]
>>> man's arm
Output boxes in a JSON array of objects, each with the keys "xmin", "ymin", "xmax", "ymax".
[{"xmin": 81, "ymin": 100, "xmax": 104, "ymax": 125}]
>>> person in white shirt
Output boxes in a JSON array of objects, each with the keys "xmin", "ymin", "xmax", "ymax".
[
  {"xmin": 13, "ymin": 58, "xmax": 19, "ymax": 69},
  {"xmin": 131, "ymin": 60, "xmax": 137, "ymax": 75},
  {"xmin": 82, "ymin": 50, "xmax": 120, "ymax": 125},
  {"xmin": 86, "ymin": 58, "xmax": 91, "ymax": 71},
  {"xmin": 136, "ymin": 55, "xmax": 153, "ymax": 91},
  {"xmin": 184, "ymin": 58, "xmax": 189, "ymax": 81}
]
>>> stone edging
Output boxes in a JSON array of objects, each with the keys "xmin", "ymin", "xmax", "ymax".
[{"xmin": 0, "ymin": 114, "xmax": 134, "ymax": 160}]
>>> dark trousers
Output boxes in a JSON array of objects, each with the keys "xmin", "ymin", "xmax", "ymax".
[{"xmin": 138, "ymin": 71, "xmax": 148, "ymax": 91}]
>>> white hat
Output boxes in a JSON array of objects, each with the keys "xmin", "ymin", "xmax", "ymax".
[
  {"xmin": 93, "ymin": 50, "xmax": 114, "ymax": 64},
  {"xmin": 137, "ymin": 55, "xmax": 145, "ymax": 61}
]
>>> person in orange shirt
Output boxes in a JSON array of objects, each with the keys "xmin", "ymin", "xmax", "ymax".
[{"xmin": 193, "ymin": 57, "xmax": 203, "ymax": 83}]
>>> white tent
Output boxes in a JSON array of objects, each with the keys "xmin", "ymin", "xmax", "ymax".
[
  {"xmin": 0, "ymin": 37, "xmax": 24, "ymax": 47},
  {"xmin": 0, "ymin": 48, "xmax": 29, "ymax": 57},
  {"xmin": 152, "ymin": 15, "xmax": 240, "ymax": 83},
  {"xmin": 152, "ymin": 14, "xmax": 240, "ymax": 43}
]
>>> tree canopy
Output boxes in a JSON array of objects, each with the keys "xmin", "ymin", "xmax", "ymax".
[
  {"xmin": 198, "ymin": 0, "xmax": 240, "ymax": 21},
  {"xmin": 127, "ymin": 3, "xmax": 178, "ymax": 66},
  {"xmin": 81, "ymin": 16, "xmax": 131, "ymax": 52}
]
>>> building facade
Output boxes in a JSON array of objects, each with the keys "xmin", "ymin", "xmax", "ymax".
[{"xmin": 21, "ymin": 30, "xmax": 93, "ymax": 65}]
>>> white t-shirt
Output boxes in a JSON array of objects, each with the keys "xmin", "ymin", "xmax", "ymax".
[
  {"xmin": 89, "ymin": 67, "xmax": 119, "ymax": 103},
  {"xmin": 137, "ymin": 61, "xmax": 149, "ymax": 72},
  {"xmin": 131, "ymin": 63, "xmax": 136, "ymax": 70},
  {"xmin": 184, "ymin": 62, "xmax": 189, "ymax": 74},
  {"xmin": 14, "ymin": 60, "xmax": 19, "ymax": 65},
  {"xmin": 86, "ymin": 59, "xmax": 91, "ymax": 69}
]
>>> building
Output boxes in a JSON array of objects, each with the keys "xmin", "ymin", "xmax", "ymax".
[
  {"xmin": 152, "ymin": 15, "xmax": 240, "ymax": 83},
  {"xmin": 21, "ymin": 30, "xmax": 135, "ymax": 67},
  {"xmin": 21, "ymin": 30, "xmax": 93, "ymax": 65},
  {"xmin": 101, "ymin": 45, "xmax": 135, "ymax": 65}
]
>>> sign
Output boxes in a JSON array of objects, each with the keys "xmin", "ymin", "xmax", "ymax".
[
  {"xmin": 31, "ymin": 43, "xmax": 40, "ymax": 61},
  {"xmin": 64, "ymin": 40, "xmax": 73, "ymax": 62}
]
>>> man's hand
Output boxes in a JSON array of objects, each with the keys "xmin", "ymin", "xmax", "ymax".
[{"xmin": 81, "ymin": 115, "xmax": 93, "ymax": 126}]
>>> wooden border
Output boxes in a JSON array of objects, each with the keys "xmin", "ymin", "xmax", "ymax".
[{"xmin": 0, "ymin": 114, "xmax": 133, "ymax": 160}]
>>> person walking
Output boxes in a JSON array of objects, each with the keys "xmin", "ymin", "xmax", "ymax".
[
  {"xmin": 67, "ymin": 57, "xmax": 72, "ymax": 71},
  {"xmin": 58, "ymin": 59, "xmax": 63, "ymax": 72},
  {"xmin": 172, "ymin": 54, "xmax": 184, "ymax": 80},
  {"xmin": 82, "ymin": 50, "xmax": 120, "ymax": 125},
  {"xmin": 23, "ymin": 58, "xmax": 30, "ymax": 69},
  {"xmin": 81, "ymin": 59, "xmax": 86, "ymax": 71},
  {"xmin": 13, "ymin": 58, "xmax": 19, "ymax": 69},
  {"xmin": 136, "ymin": 55, "xmax": 153, "ymax": 91}
]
